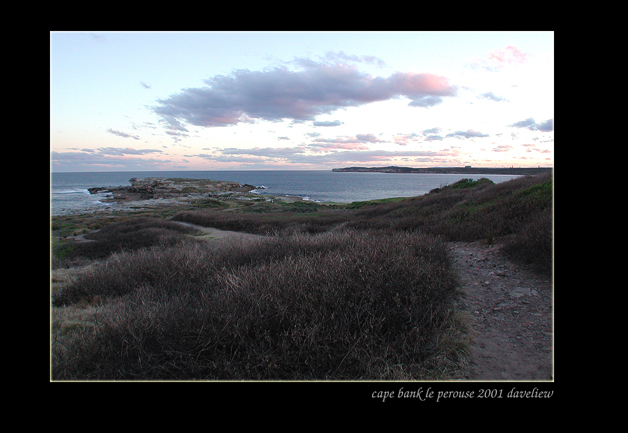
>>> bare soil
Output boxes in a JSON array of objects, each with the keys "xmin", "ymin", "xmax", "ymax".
[
  {"xmin": 172, "ymin": 221, "xmax": 267, "ymax": 242},
  {"xmin": 448, "ymin": 240, "xmax": 553, "ymax": 381}
]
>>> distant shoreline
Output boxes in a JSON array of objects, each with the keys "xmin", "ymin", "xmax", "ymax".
[{"xmin": 332, "ymin": 166, "xmax": 552, "ymax": 175}]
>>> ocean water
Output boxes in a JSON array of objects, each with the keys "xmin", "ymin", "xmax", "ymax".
[{"xmin": 51, "ymin": 170, "xmax": 521, "ymax": 216}]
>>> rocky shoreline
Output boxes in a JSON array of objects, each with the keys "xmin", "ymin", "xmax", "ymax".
[
  {"xmin": 54, "ymin": 177, "xmax": 304, "ymax": 216},
  {"xmin": 88, "ymin": 177, "xmax": 259, "ymax": 203}
]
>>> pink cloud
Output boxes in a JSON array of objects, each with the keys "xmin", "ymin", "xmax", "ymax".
[
  {"xmin": 153, "ymin": 60, "xmax": 458, "ymax": 129},
  {"xmin": 393, "ymin": 133, "xmax": 420, "ymax": 146},
  {"xmin": 308, "ymin": 133, "xmax": 386, "ymax": 151},
  {"xmin": 310, "ymin": 142, "xmax": 370, "ymax": 152},
  {"xmin": 488, "ymin": 45, "xmax": 528, "ymax": 66},
  {"xmin": 389, "ymin": 72, "xmax": 454, "ymax": 96}
]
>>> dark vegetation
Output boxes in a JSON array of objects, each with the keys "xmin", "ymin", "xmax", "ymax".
[
  {"xmin": 347, "ymin": 173, "xmax": 552, "ymax": 273},
  {"xmin": 51, "ymin": 173, "xmax": 552, "ymax": 380},
  {"xmin": 52, "ymin": 217, "xmax": 199, "ymax": 263},
  {"xmin": 169, "ymin": 173, "xmax": 552, "ymax": 272},
  {"xmin": 52, "ymin": 230, "xmax": 463, "ymax": 380}
]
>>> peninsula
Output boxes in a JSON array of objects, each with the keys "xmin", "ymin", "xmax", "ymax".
[{"xmin": 332, "ymin": 166, "xmax": 552, "ymax": 175}]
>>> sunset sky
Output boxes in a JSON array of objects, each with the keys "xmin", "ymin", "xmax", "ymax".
[{"xmin": 50, "ymin": 31, "xmax": 553, "ymax": 172}]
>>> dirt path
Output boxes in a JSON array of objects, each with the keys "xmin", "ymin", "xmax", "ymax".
[
  {"xmin": 448, "ymin": 241, "xmax": 553, "ymax": 381},
  {"xmin": 171, "ymin": 221, "xmax": 267, "ymax": 242}
]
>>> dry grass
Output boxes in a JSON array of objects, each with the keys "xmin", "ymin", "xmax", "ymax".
[{"xmin": 52, "ymin": 229, "xmax": 465, "ymax": 380}]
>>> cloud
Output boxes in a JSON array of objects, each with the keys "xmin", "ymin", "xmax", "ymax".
[
  {"xmin": 140, "ymin": 81, "xmax": 152, "ymax": 89},
  {"xmin": 424, "ymin": 135, "xmax": 444, "ymax": 141},
  {"xmin": 312, "ymin": 120, "xmax": 344, "ymax": 127},
  {"xmin": 88, "ymin": 33, "xmax": 106, "ymax": 43},
  {"xmin": 535, "ymin": 119, "xmax": 553, "ymax": 132},
  {"xmin": 508, "ymin": 118, "xmax": 536, "ymax": 129},
  {"xmin": 54, "ymin": 147, "xmax": 162, "ymax": 158},
  {"xmin": 446, "ymin": 130, "xmax": 489, "ymax": 139},
  {"xmin": 393, "ymin": 129, "xmax": 448, "ymax": 145},
  {"xmin": 488, "ymin": 45, "xmax": 528, "ymax": 66},
  {"xmin": 152, "ymin": 59, "xmax": 457, "ymax": 129},
  {"xmin": 159, "ymin": 115, "xmax": 189, "ymax": 132},
  {"xmin": 307, "ymin": 133, "xmax": 386, "ymax": 151},
  {"xmin": 321, "ymin": 51, "xmax": 386, "ymax": 68},
  {"xmin": 94, "ymin": 147, "xmax": 163, "ymax": 156},
  {"xmin": 199, "ymin": 145, "xmax": 461, "ymax": 168},
  {"xmin": 422, "ymin": 127, "xmax": 441, "ymax": 136},
  {"xmin": 196, "ymin": 147, "xmax": 310, "ymax": 166},
  {"xmin": 509, "ymin": 118, "xmax": 553, "ymax": 131},
  {"xmin": 469, "ymin": 45, "xmax": 529, "ymax": 72},
  {"xmin": 107, "ymin": 128, "xmax": 140, "ymax": 140},
  {"xmin": 355, "ymin": 133, "xmax": 385, "ymax": 143},
  {"xmin": 51, "ymin": 147, "xmax": 168, "ymax": 170},
  {"xmin": 309, "ymin": 142, "xmax": 370, "ymax": 151},
  {"xmin": 291, "ymin": 149, "xmax": 461, "ymax": 166},
  {"xmin": 393, "ymin": 133, "xmax": 420, "ymax": 146},
  {"xmin": 407, "ymin": 96, "xmax": 444, "ymax": 108},
  {"xmin": 219, "ymin": 147, "xmax": 305, "ymax": 159},
  {"xmin": 478, "ymin": 92, "xmax": 508, "ymax": 102}
]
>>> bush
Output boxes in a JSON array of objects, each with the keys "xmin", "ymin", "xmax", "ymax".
[
  {"xmin": 502, "ymin": 208, "xmax": 552, "ymax": 274},
  {"xmin": 52, "ymin": 229, "xmax": 462, "ymax": 380},
  {"xmin": 167, "ymin": 173, "xmax": 553, "ymax": 272},
  {"xmin": 57, "ymin": 217, "xmax": 199, "ymax": 261},
  {"xmin": 172, "ymin": 208, "xmax": 351, "ymax": 235},
  {"xmin": 447, "ymin": 178, "xmax": 494, "ymax": 189},
  {"xmin": 347, "ymin": 173, "xmax": 552, "ymax": 243}
]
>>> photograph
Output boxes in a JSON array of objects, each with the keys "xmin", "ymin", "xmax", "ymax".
[{"xmin": 50, "ymin": 31, "xmax": 553, "ymax": 388}]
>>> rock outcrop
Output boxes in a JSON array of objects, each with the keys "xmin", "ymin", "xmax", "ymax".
[{"xmin": 88, "ymin": 178, "xmax": 256, "ymax": 203}]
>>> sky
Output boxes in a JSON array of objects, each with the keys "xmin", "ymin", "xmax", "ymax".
[{"xmin": 50, "ymin": 31, "xmax": 554, "ymax": 172}]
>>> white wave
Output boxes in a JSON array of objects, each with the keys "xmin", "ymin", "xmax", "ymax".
[{"xmin": 53, "ymin": 189, "xmax": 90, "ymax": 195}]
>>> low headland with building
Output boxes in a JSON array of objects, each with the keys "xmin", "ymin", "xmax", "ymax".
[{"xmin": 331, "ymin": 166, "xmax": 552, "ymax": 175}]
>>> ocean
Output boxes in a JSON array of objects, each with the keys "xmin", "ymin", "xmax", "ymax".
[{"xmin": 51, "ymin": 170, "xmax": 521, "ymax": 216}]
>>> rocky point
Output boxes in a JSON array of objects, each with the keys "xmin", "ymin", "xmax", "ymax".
[{"xmin": 88, "ymin": 177, "xmax": 257, "ymax": 203}]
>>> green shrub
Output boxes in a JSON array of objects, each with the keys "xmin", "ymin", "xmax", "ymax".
[
  {"xmin": 513, "ymin": 180, "xmax": 552, "ymax": 209},
  {"xmin": 447, "ymin": 178, "xmax": 494, "ymax": 189},
  {"xmin": 53, "ymin": 243, "xmax": 74, "ymax": 260}
]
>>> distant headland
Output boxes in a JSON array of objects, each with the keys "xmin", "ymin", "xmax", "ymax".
[{"xmin": 331, "ymin": 166, "xmax": 552, "ymax": 175}]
